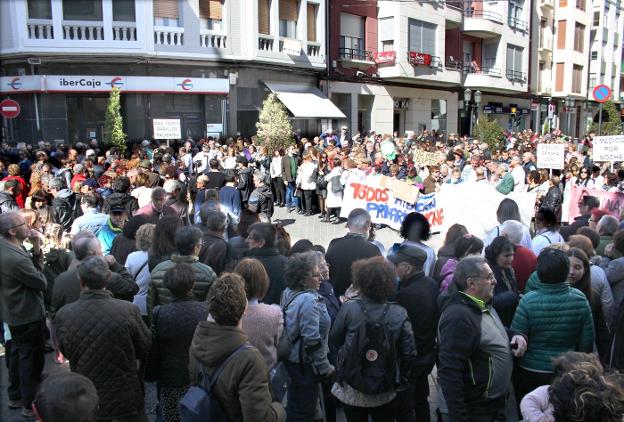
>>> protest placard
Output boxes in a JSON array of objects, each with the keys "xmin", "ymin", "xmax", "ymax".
[
  {"xmin": 413, "ymin": 149, "xmax": 443, "ymax": 167},
  {"xmin": 567, "ymin": 185, "xmax": 624, "ymax": 221},
  {"xmin": 153, "ymin": 119, "xmax": 181, "ymax": 139},
  {"xmin": 380, "ymin": 175, "xmax": 419, "ymax": 204},
  {"xmin": 592, "ymin": 135, "xmax": 624, "ymax": 162},
  {"xmin": 536, "ymin": 143, "xmax": 565, "ymax": 169}
]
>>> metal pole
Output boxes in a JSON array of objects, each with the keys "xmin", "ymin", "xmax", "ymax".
[{"xmin": 598, "ymin": 102, "xmax": 603, "ymax": 136}]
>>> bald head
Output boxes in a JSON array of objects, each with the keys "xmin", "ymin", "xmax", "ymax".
[{"xmin": 72, "ymin": 234, "xmax": 101, "ymax": 260}]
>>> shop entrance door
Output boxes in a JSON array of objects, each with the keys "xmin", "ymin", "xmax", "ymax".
[{"xmin": 166, "ymin": 112, "xmax": 204, "ymax": 140}]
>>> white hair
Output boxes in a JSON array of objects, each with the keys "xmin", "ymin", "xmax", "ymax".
[
  {"xmin": 163, "ymin": 179, "xmax": 181, "ymax": 194},
  {"xmin": 501, "ymin": 220, "xmax": 524, "ymax": 246}
]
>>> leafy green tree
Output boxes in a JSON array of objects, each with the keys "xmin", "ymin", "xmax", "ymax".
[
  {"xmin": 104, "ymin": 87, "xmax": 127, "ymax": 155},
  {"xmin": 590, "ymin": 99, "xmax": 622, "ymax": 135},
  {"xmin": 473, "ymin": 116, "xmax": 505, "ymax": 150},
  {"xmin": 255, "ymin": 93, "xmax": 294, "ymax": 153}
]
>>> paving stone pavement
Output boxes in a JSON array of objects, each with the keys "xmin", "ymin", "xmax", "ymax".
[{"xmin": 1, "ymin": 208, "xmax": 446, "ymax": 421}]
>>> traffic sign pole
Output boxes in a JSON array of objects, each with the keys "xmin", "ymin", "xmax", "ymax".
[{"xmin": 598, "ymin": 103, "xmax": 603, "ymax": 136}]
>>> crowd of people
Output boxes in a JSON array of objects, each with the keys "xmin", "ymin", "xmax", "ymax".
[{"xmin": 0, "ymin": 126, "xmax": 623, "ymax": 422}]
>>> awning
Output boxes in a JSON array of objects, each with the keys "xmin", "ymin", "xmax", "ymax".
[{"xmin": 263, "ymin": 82, "xmax": 347, "ymax": 119}]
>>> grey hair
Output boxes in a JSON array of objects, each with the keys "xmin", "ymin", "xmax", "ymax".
[
  {"xmin": 597, "ymin": 215, "xmax": 619, "ymax": 236},
  {"xmin": 151, "ymin": 187, "xmax": 167, "ymax": 199},
  {"xmin": 501, "ymin": 220, "xmax": 524, "ymax": 246},
  {"xmin": 0, "ymin": 212, "xmax": 20, "ymax": 237},
  {"xmin": 48, "ymin": 177, "xmax": 65, "ymax": 190},
  {"xmin": 73, "ymin": 236, "xmax": 100, "ymax": 261},
  {"xmin": 454, "ymin": 256, "xmax": 488, "ymax": 292},
  {"xmin": 284, "ymin": 251, "xmax": 319, "ymax": 290},
  {"xmin": 135, "ymin": 223, "xmax": 155, "ymax": 251},
  {"xmin": 200, "ymin": 209, "xmax": 227, "ymax": 232},
  {"xmin": 163, "ymin": 179, "xmax": 181, "ymax": 194},
  {"xmin": 78, "ymin": 256, "xmax": 111, "ymax": 289},
  {"xmin": 347, "ymin": 208, "xmax": 372, "ymax": 232}
]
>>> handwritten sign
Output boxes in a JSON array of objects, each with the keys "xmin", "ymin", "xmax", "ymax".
[
  {"xmin": 413, "ymin": 149, "xmax": 443, "ymax": 167},
  {"xmin": 380, "ymin": 175, "xmax": 419, "ymax": 204},
  {"xmin": 536, "ymin": 143, "xmax": 565, "ymax": 169},
  {"xmin": 592, "ymin": 135, "xmax": 624, "ymax": 162},
  {"xmin": 153, "ymin": 119, "xmax": 181, "ymax": 139}
]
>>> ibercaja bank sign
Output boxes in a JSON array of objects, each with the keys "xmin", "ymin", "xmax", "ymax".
[{"xmin": 42, "ymin": 75, "xmax": 229, "ymax": 94}]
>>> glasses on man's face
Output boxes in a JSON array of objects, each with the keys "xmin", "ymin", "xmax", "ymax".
[{"xmin": 469, "ymin": 272, "xmax": 496, "ymax": 282}]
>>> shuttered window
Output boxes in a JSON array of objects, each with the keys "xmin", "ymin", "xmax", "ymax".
[
  {"xmin": 200, "ymin": 0, "xmax": 222, "ymax": 20},
  {"xmin": 574, "ymin": 22, "xmax": 585, "ymax": 52},
  {"xmin": 572, "ymin": 65, "xmax": 583, "ymax": 93},
  {"xmin": 557, "ymin": 20, "xmax": 566, "ymax": 49},
  {"xmin": 506, "ymin": 44, "xmax": 523, "ymax": 72},
  {"xmin": 408, "ymin": 18, "xmax": 436, "ymax": 55},
  {"xmin": 307, "ymin": 3, "xmax": 317, "ymax": 41},
  {"xmin": 153, "ymin": 0, "xmax": 179, "ymax": 19},
  {"xmin": 279, "ymin": 0, "xmax": 298, "ymax": 22},
  {"xmin": 258, "ymin": 0, "xmax": 270, "ymax": 34},
  {"xmin": 555, "ymin": 62, "xmax": 564, "ymax": 91},
  {"xmin": 379, "ymin": 17, "xmax": 394, "ymax": 42}
]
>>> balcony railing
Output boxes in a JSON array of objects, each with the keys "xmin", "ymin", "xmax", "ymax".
[
  {"xmin": 307, "ymin": 42, "xmax": 321, "ymax": 57},
  {"xmin": 506, "ymin": 69, "xmax": 527, "ymax": 82},
  {"xmin": 446, "ymin": 0, "xmax": 463, "ymax": 11},
  {"xmin": 63, "ymin": 21, "xmax": 104, "ymax": 40},
  {"xmin": 445, "ymin": 58, "xmax": 464, "ymax": 70},
  {"xmin": 154, "ymin": 26, "xmax": 184, "ymax": 46},
  {"xmin": 464, "ymin": 9, "xmax": 503, "ymax": 23},
  {"xmin": 200, "ymin": 30, "xmax": 227, "ymax": 49},
  {"xmin": 112, "ymin": 22, "xmax": 137, "ymax": 41},
  {"xmin": 27, "ymin": 19, "xmax": 54, "ymax": 39},
  {"xmin": 508, "ymin": 16, "xmax": 528, "ymax": 32},
  {"xmin": 464, "ymin": 64, "xmax": 502, "ymax": 77},
  {"xmin": 339, "ymin": 48, "xmax": 373, "ymax": 61},
  {"xmin": 258, "ymin": 34, "xmax": 275, "ymax": 52}
]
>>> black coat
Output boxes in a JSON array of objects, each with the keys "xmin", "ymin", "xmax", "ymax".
[
  {"xmin": 197, "ymin": 225, "xmax": 234, "ymax": 276},
  {"xmin": 237, "ymin": 167, "xmax": 254, "ymax": 203},
  {"xmin": 541, "ymin": 185, "xmax": 563, "ymax": 222},
  {"xmin": 488, "ymin": 263, "xmax": 519, "ymax": 327},
  {"xmin": 102, "ymin": 192, "xmax": 139, "ymax": 216},
  {"xmin": 560, "ymin": 214, "xmax": 590, "ymax": 241},
  {"xmin": 326, "ymin": 233, "xmax": 382, "ymax": 297},
  {"xmin": 55, "ymin": 290, "xmax": 152, "ymax": 420},
  {"xmin": 51, "ymin": 190, "xmax": 82, "ymax": 231},
  {"xmin": 243, "ymin": 247, "xmax": 286, "ymax": 305}
]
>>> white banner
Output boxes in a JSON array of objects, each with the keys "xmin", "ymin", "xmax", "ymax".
[
  {"xmin": 536, "ymin": 143, "xmax": 565, "ymax": 169},
  {"xmin": 593, "ymin": 135, "xmax": 624, "ymax": 162},
  {"xmin": 1, "ymin": 75, "xmax": 229, "ymax": 94},
  {"xmin": 153, "ymin": 119, "xmax": 181, "ymax": 139}
]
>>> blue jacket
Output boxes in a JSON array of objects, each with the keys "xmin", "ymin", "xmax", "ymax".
[{"xmin": 97, "ymin": 219, "xmax": 122, "ymax": 256}]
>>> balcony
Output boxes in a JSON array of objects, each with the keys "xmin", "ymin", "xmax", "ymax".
[
  {"xmin": 200, "ymin": 30, "xmax": 227, "ymax": 49},
  {"xmin": 112, "ymin": 22, "xmax": 137, "ymax": 41},
  {"xmin": 464, "ymin": 64, "xmax": 527, "ymax": 93},
  {"xmin": 154, "ymin": 26, "xmax": 184, "ymax": 46},
  {"xmin": 508, "ymin": 16, "xmax": 529, "ymax": 33},
  {"xmin": 539, "ymin": 33, "xmax": 553, "ymax": 59},
  {"xmin": 445, "ymin": 57, "xmax": 464, "ymax": 71},
  {"xmin": 540, "ymin": 0, "xmax": 555, "ymax": 10},
  {"xmin": 506, "ymin": 69, "xmax": 527, "ymax": 82},
  {"xmin": 258, "ymin": 34, "xmax": 275, "ymax": 52},
  {"xmin": 445, "ymin": 1, "xmax": 463, "ymax": 28},
  {"xmin": 338, "ymin": 48, "xmax": 375, "ymax": 69},
  {"xmin": 27, "ymin": 19, "xmax": 54, "ymax": 39},
  {"xmin": 307, "ymin": 42, "xmax": 321, "ymax": 57},
  {"xmin": 463, "ymin": 10, "xmax": 503, "ymax": 38},
  {"xmin": 63, "ymin": 21, "xmax": 104, "ymax": 40}
]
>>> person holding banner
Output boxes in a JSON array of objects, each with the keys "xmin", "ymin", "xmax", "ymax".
[{"xmin": 396, "ymin": 213, "xmax": 436, "ymax": 278}]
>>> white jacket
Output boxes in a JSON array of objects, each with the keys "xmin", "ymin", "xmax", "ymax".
[
  {"xmin": 270, "ymin": 157, "xmax": 282, "ymax": 178},
  {"xmin": 296, "ymin": 162, "xmax": 317, "ymax": 190}
]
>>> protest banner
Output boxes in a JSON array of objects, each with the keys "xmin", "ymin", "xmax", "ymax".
[
  {"xmin": 536, "ymin": 143, "xmax": 565, "ymax": 169},
  {"xmin": 566, "ymin": 185, "xmax": 624, "ymax": 221},
  {"xmin": 380, "ymin": 175, "xmax": 419, "ymax": 204},
  {"xmin": 413, "ymin": 149, "xmax": 443, "ymax": 167},
  {"xmin": 592, "ymin": 135, "xmax": 624, "ymax": 162},
  {"xmin": 153, "ymin": 119, "xmax": 181, "ymax": 140}
]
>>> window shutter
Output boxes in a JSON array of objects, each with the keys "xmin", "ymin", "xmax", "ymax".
[
  {"xmin": 341, "ymin": 13, "xmax": 363, "ymax": 38},
  {"xmin": 555, "ymin": 62, "xmax": 564, "ymax": 91},
  {"xmin": 506, "ymin": 45, "xmax": 514, "ymax": 71},
  {"xmin": 422, "ymin": 22, "xmax": 436, "ymax": 55},
  {"xmin": 154, "ymin": 0, "xmax": 179, "ymax": 19},
  {"xmin": 379, "ymin": 17, "xmax": 394, "ymax": 42},
  {"xmin": 200, "ymin": 0, "xmax": 222, "ymax": 20},
  {"xmin": 307, "ymin": 3, "xmax": 316, "ymax": 41},
  {"xmin": 515, "ymin": 47, "xmax": 523, "ymax": 71},
  {"xmin": 557, "ymin": 20, "xmax": 566, "ymax": 49},
  {"xmin": 280, "ymin": 0, "xmax": 298, "ymax": 22},
  {"xmin": 408, "ymin": 19, "xmax": 421, "ymax": 51},
  {"xmin": 259, "ymin": 0, "xmax": 270, "ymax": 34}
]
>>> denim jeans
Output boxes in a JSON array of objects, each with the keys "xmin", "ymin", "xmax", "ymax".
[
  {"xmin": 8, "ymin": 319, "xmax": 46, "ymax": 409},
  {"xmin": 285, "ymin": 361, "xmax": 319, "ymax": 422},
  {"xmin": 285, "ymin": 182, "xmax": 300, "ymax": 209}
]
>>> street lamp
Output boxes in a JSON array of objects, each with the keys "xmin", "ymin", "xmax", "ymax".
[
  {"xmin": 564, "ymin": 95, "xmax": 574, "ymax": 136},
  {"xmin": 463, "ymin": 89, "xmax": 481, "ymax": 136},
  {"xmin": 464, "ymin": 88, "xmax": 472, "ymax": 109}
]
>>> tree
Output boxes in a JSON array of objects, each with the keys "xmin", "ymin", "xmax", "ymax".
[
  {"xmin": 473, "ymin": 116, "xmax": 505, "ymax": 150},
  {"xmin": 104, "ymin": 87, "xmax": 127, "ymax": 155},
  {"xmin": 590, "ymin": 99, "xmax": 622, "ymax": 136},
  {"xmin": 255, "ymin": 93, "xmax": 294, "ymax": 153}
]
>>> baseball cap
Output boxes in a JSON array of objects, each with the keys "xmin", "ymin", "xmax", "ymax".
[
  {"xmin": 109, "ymin": 206, "xmax": 127, "ymax": 214},
  {"xmin": 387, "ymin": 244, "xmax": 427, "ymax": 268}
]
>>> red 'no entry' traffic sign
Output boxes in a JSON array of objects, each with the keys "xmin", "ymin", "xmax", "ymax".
[
  {"xmin": 0, "ymin": 99, "xmax": 20, "ymax": 119},
  {"xmin": 592, "ymin": 84, "xmax": 611, "ymax": 103}
]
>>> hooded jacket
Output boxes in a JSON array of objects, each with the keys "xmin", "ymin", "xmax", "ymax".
[
  {"xmin": 51, "ymin": 189, "xmax": 82, "ymax": 231},
  {"xmin": 248, "ymin": 185, "xmax": 274, "ymax": 219},
  {"xmin": 188, "ymin": 321, "xmax": 286, "ymax": 422},
  {"xmin": 102, "ymin": 192, "xmax": 139, "ymax": 216},
  {"xmin": 0, "ymin": 190, "xmax": 19, "ymax": 213}
]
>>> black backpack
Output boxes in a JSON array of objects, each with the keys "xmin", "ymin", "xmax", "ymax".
[{"xmin": 340, "ymin": 300, "xmax": 398, "ymax": 395}]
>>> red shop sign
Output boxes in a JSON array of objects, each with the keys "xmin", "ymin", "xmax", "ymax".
[
  {"xmin": 408, "ymin": 51, "xmax": 432, "ymax": 66},
  {"xmin": 373, "ymin": 51, "xmax": 396, "ymax": 65}
]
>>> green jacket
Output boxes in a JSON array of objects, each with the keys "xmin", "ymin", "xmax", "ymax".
[
  {"xmin": 524, "ymin": 271, "xmax": 540, "ymax": 293},
  {"xmin": 596, "ymin": 235, "xmax": 612, "ymax": 257},
  {"xmin": 511, "ymin": 280, "xmax": 595, "ymax": 373},
  {"xmin": 495, "ymin": 172, "xmax": 514, "ymax": 195},
  {"xmin": 0, "ymin": 238, "xmax": 47, "ymax": 326}
]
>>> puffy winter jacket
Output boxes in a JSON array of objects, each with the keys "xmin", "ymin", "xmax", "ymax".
[
  {"xmin": 51, "ymin": 189, "xmax": 82, "ymax": 231},
  {"xmin": 0, "ymin": 191, "xmax": 19, "ymax": 213},
  {"xmin": 102, "ymin": 192, "xmax": 139, "ymax": 216},
  {"xmin": 511, "ymin": 280, "xmax": 595, "ymax": 373}
]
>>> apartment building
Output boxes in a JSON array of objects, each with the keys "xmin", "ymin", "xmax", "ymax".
[
  {"xmin": 326, "ymin": 0, "xmax": 531, "ymax": 136},
  {"xmin": 531, "ymin": 0, "xmax": 623, "ymax": 137},
  {"xmin": 0, "ymin": 0, "xmax": 337, "ymax": 142}
]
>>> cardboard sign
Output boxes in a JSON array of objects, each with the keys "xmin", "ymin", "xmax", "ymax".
[
  {"xmin": 380, "ymin": 176, "xmax": 420, "ymax": 204},
  {"xmin": 413, "ymin": 149, "xmax": 443, "ymax": 167},
  {"xmin": 592, "ymin": 135, "xmax": 624, "ymax": 162},
  {"xmin": 153, "ymin": 119, "xmax": 181, "ymax": 139},
  {"xmin": 536, "ymin": 143, "xmax": 565, "ymax": 169}
]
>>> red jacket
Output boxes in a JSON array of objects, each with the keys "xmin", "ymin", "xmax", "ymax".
[{"xmin": 512, "ymin": 245, "xmax": 537, "ymax": 293}]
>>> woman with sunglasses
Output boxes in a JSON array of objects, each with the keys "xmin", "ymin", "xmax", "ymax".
[{"xmin": 575, "ymin": 167, "xmax": 591, "ymax": 187}]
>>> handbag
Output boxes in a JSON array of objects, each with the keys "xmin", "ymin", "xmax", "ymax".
[{"xmin": 317, "ymin": 172, "xmax": 328, "ymax": 190}]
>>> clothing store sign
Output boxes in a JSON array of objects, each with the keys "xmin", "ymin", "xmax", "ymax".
[
  {"xmin": 592, "ymin": 135, "xmax": 624, "ymax": 162},
  {"xmin": 153, "ymin": 119, "xmax": 181, "ymax": 139},
  {"xmin": 536, "ymin": 143, "xmax": 565, "ymax": 169}
]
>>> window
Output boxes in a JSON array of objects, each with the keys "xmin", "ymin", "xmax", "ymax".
[
  {"xmin": 572, "ymin": 65, "xmax": 583, "ymax": 92},
  {"xmin": 538, "ymin": 61, "xmax": 544, "ymax": 90},
  {"xmin": 200, "ymin": 0, "xmax": 223, "ymax": 31},
  {"xmin": 408, "ymin": 18, "xmax": 436, "ymax": 55},
  {"xmin": 382, "ymin": 40, "xmax": 394, "ymax": 51},
  {"xmin": 555, "ymin": 62, "xmax": 564, "ymax": 91},
  {"xmin": 279, "ymin": 0, "xmax": 298, "ymax": 38},
  {"xmin": 576, "ymin": 0, "xmax": 585, "ymax": 11},
  {"xmin": 431, "ymin": 100, "xmax": 447, "ymax": 133},
  {"xmin": 589, "ymin": 72, "xmax": 597, "ymax": 87},
  {"xmin": 28, "ymin": 0, "xmax": 52, "ymax": 19},
  {"xmin": 340, "ymin": 13, "xmax": 365, "ymax": 54},
  {"xmin": 557, "ymin": 20, "xmax": 566, "ymax": 49},
  {"xmin": 591, "ymin": 51, "xmax": 598, "ymax": 59},
  {"xmin": 506, "ymin": 44, "xmax": 524, "ymax": 80},
  {"xmin": 112, "ymin": 0, "xmax": 135, "ymax": 21},
  {"xmin": 259, "ymin": 0, "xmax": 270, "ymax": 35},
  {"xmin": 508, "ymin": 0, "xmax": 524, "ymax": 29},
  {"xmin": 379, "ymin": 17, "xmax": 393, "ymax": 45},
  {"xmin": 154, "ymin": 0, "xmax": 179, "ymax": 26},
  {"xmin": 593, "ymin": 11, "xmax": 600, "ymax": 26},
  {"xmin": 63, "ymin": 0, "xmax": 102, "ymax": 21},
  {"xmin": 463, "ymin": 40, "xmax": 473, "ymax": 63},
  {"xmin": 559, "ymin": 0, "xmax": 567, "ymax": 6},
  {"xmin": 539, "ymin": 19, "xmax": 546, "ymax": 48},
  {"xmin": 307, "ymin": 3, "xmax": 317, "ymax": 42},
  {"xmin": 574, "ymin": 22, "xmax": 585, "ymax": 52}
]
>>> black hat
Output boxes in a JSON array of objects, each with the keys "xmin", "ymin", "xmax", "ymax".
[
  {"xmin": 387, "ymin": 244, "xmax": 427, "ymax": 268},
  {"xmin": 236, "ymin": 156, "xmax": 249, "ymax": 165},
  {"xmin": 109, "ymin": 206, "xmax": 127, "ymax": 214}
]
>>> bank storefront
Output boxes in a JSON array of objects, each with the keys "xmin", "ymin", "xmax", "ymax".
[{"xmin": 0, "ymin": 74, "xmax": 229, "ymax": 144}]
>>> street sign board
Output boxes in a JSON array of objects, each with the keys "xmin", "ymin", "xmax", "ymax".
[
  {"xmin": 593, "ymin": 84, "xmax": 611, "ymax": 103},
  {"xmin": 592, "ymin": 135, "xmax": 624, "ymax": 161},
  {"xmin": 153, "ymin": 119, "xmax": 181, "ymax": 139},
  {"xmin": 537, "ymin": 143, "xmax": 565, "ymax": 169},
  {"xmin": 0, "ymin": 99, "xmax": 20, "ymax": 119}
]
